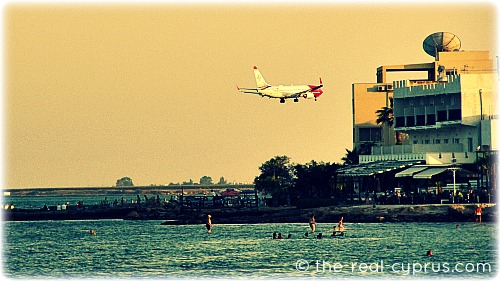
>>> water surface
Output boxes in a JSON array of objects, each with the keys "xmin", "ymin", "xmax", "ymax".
[{"xmin": 3, "ymin": 220, "xmax": 496, "ymax": 279}]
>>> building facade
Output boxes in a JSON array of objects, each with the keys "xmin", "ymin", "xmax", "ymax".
[{"xmin": 344, "ymin": 33, "xmax": 497, "ymax": 202}]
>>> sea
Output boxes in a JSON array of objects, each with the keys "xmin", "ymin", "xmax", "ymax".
[{"xmin": 1, "ymin": 195, "xmax": 498, "ymax": 279}]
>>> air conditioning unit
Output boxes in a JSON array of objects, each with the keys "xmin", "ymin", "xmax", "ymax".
[
  {"xmin": 377, "ymin": 86, "xmax": 385, "ymax": 91},
  {"xmin": 387, "ymin": 84, "xmax": 393, "ymax": 90}
]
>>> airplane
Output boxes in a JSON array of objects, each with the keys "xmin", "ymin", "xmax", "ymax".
[{"xmin": 237, "ymin": 66, "xmax": 323, "ymax": 103}]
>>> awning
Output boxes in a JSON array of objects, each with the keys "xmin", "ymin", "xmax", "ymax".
[
  {"xmin": 395, "ymin": 166, "xmax": 428, "ymax": 178},
  {"xmin": 413, "ymin": 167, "xmax": 449, "ymax": 179},
  {"xmin": 337, "ymin": 160, "xmax": 422, "ymax": 178}
]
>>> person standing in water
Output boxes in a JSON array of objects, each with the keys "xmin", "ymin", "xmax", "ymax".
[
  {"xmin": 338, "ymin": 216, "xmax": 344, "ymax": 231},
  {"xmin": 474, "ymin": 205, "xmax": 482, "ymax": 223},
  {"xmin": 309, "ymin": 214, "xmax": 316, "ymax": 233},
  {"xmin": 206, "ymin": 214, "xmax": 213, "ymax": 233}
]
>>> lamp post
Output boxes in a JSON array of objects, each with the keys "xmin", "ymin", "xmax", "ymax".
[{"xmin": 479, "ymin": 89, "xmax": 483, "ymax": 149}]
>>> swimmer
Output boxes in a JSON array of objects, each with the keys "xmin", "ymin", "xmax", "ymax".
[
  {"xmin": 273, "ymin": 232, "xmax": 277, "ymax": 239},
  {"xmin": 277, "ymin": 233, "xmax": 283, "ymax": 239},
  {"xmin": 287, "ymin": 234, "xmax": 292, "ymax": 239},
  {"xmin": 455, "ymin": 224, "xmax": 460, "ymax": 229},
  {"xmin": 89, "ymin": 229, "xmax": 96, "ymax": 235},
  {"xmin": 316, "ymin": 233, "xmax": 323, "ymax": 239},
  {"xmin": 332, "ymin": 226, "xmax": 343, "ymax": 237},
  {"xmin": 304, "ymin": 232, "xmax": 309, "ymax": 238},
  {"xmin": 426, "ymin": 250, "xmax": 433, "ymax": 256},
  {"xmin": 309, "ymin": 214, "xmax": 316, "ymax": 233},
  {"xmin": 206, "ymin": 214, "xmax": 213, "ymax": 233}
]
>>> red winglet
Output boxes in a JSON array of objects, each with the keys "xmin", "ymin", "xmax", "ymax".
[
  {"xmin": 320, "ymin": 78, "xmax": 323, "ymax": 85},
  {"xmin": 236, "ymin": 85, "xmax": 240, "ymax": 90}
]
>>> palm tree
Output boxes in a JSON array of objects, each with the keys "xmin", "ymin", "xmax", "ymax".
[
  {"xmin": 342, "ymin": 148, "xmax": 359, "ymax": 166},
  {"xmin": 375, "ymin": 97, "xmax": 400, "ymax": 145},
  {"xmin": 476, "ymin": 151, "xmax": 497, "ymax": 194},
  {"xmin": 375, "ymin": 97, "xmax": 394, "ymax": 127}
]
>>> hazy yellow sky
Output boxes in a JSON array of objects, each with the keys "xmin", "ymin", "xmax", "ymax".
[{"xmin": 4, "ymin": 2, "xmax": 497, "ymax": 188}]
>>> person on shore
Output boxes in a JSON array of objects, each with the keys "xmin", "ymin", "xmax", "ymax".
[
  {"xmin": 206, "ymin": 214, "xmax": 213, "ymax": 233},
  {"xmin": 309, "ymin": 214, "xmax": 316, "ymax": 233},
  {"xmin": 475, "ymin": 205, "xmax": 482, "ymax": 223}
]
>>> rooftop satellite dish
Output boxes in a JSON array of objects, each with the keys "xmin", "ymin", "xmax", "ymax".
[{"xmin": 423, "ymin": 32, "xmax": 461, "ymax": 58}]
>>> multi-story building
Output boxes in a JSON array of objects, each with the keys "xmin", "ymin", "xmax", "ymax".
[{"xmin": 341, "ymin": 32, "xmax": 497, "ymax": 201}]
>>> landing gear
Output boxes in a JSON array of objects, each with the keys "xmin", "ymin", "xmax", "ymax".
[
  {"xmin": 280, "ymin": 98, "xmax": 285, "ymax": 104},
  {"xmin": 293, "ymin": 98, "xmax": 299, "ymax": 103}
]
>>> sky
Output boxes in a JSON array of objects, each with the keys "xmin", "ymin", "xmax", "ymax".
[{"xmin": 3, "ymin": 1, "xmax": 498, "ymax": 188}]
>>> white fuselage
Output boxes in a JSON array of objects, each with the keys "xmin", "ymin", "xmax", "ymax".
[{"xmin": 260, "ymin": 85, "xmax": 313, "ymax": 98}]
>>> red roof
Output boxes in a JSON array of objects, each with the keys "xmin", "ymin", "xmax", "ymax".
[{"xmin": 221, "ymin": 189, "xmax": 240, "ymax": 197}]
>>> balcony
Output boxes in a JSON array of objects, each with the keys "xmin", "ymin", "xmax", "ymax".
[
  {"xmin": 359, "ymin": 153, "xmax": 425, "ymax": 163},
  {"xmin": 372, "ymin": 144, "xmax": 463, "ymax": 154}
]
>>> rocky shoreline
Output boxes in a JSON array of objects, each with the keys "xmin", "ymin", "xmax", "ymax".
[
  {"xmin": 5, "ymin": 202, "xmax": 495, "ymax": 223},
  {"xmin": 126, "ymin": 203, "xmax": 496, "ymax": 224}
]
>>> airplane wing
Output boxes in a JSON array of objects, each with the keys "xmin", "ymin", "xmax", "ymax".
[{"xmin": 237, "ymin": 85, "xmax": 261, "ymax": 95}]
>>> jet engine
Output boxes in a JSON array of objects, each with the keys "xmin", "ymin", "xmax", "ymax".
[{"xmin": 303, "ymin": 93, "xmax": 315, "ymax": 99}]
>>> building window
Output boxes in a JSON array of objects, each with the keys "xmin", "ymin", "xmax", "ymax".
[
  {"xmin": 440, "ymin": 98, "xmax": 445, "ymax": 105},
  {"xmin": 437, "ymin": 110, "xmax": 447, "ymax": 122},
  {"xmin": 453, "ymin": 138, "xmax": 460, "ymax": 144},
  {"xmin": 395, "ymin": 117, "xmax": 405, "ymax": 128},
  {"xmin": 406, "ymin": 116, "xmax": 415, "ymax": 127},
  {"xmin": 413, "ymin": 140, "xmax": 418, "ymax": 144},
  {"xmin": 443, "ymin": 139, "xmax": 449, "ymax": 144},
  {"xmin": 429, "ymin": 99, "xmax": 434, "ymax": 106},
  {"xmin": 416, "ymin": 115, "xmax": 425, "ymax": 126},
  {"xmin": 427, "ymin": 114, "xmax": 436, "ymax": 125},
  {"xmin": 435, "ymin": 139, "xmax": 441, "ymax": 144},
  {"xmin": 359, "ymin": 127, "xmax": 382, "ymax": 142},
  {"xmin": 449, "ymin": 109, "xmax": 461, "ymax": 121},
  {"xmin": 424, "ymin": 140, "xmax": 430, "ymax": 144},
  {"xmin": 451, "ymin": 97, "xmax": 456, "ymax": 105},
  {"xmin": 468, "ymin": 138, "xmax": 473, "ymax": 152}
]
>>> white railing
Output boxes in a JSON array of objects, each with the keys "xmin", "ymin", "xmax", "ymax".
[{"xmin": 359, "ymin": 153, "xmax": 426, "ymax": 163}]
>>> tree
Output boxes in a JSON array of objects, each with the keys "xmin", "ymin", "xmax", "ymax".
[
  {"xmin": 476, "ymin": 151, "xmax": 497, "ymax": 192},
  {"xmin": 182, "ymin": 179, "xmax": 194, "ymax": 185},
  {"xmin": 375, "ymin": 97, "xmax": 394, "ymax": 127},
  {"xmin": 254, "ymin": 155, "xmax": 295, "ymax": 206},
  {"xmin": 116, "ymin": 177, "xmax": 134, "ymax": 187},
  {"xmin": 199, "ymin": 176, "xmax": 213, "ymax": 185},
  {"xmin": 293, "ymin": 161, "xmax": 340, "ymax": 200},
  {"xmin": 342, "ymin": 148, "xmax": 359, "ymax": 166},
  {"xmin": 218, "ymin": 176, "xmax": 227, "ymax": 185},
  {"xmin": 375, "ymin": 97, "xmax": 401, "ymax": 145}
]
